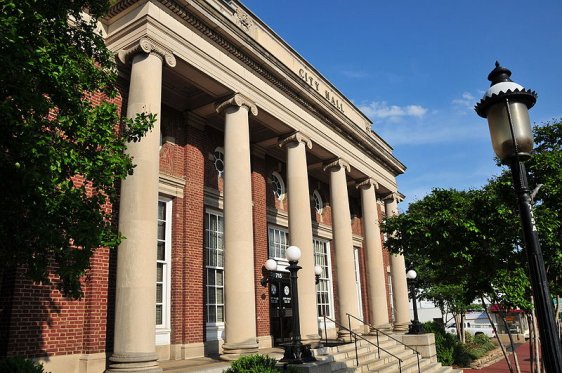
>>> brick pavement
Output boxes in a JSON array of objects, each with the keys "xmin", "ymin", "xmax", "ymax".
[{"xmin": 464, "ymin": 342, "xmax": 533, "ymax": 373}]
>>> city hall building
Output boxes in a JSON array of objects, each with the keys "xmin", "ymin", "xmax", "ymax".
[{"xmin": 1, "ymin": 1, "xmax": 413, "ymax": 372}]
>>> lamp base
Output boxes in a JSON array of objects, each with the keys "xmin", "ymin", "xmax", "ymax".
[
  {"xmin": 279, "ymin": 342, "xmax": 316, "ymax": 364},
  {"xmin": 407, "ymin": 320, "xmax": 425, "ymax": 335}
]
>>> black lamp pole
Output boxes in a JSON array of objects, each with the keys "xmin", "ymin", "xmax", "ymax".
[
  {"xmin": 475, "ymin": 62, "xmax": 562, "ymax": 373},
  {"xmin": 279, "ymin": 247, "xmax": 315, "ymax": 364},
  {"xmin": 407, "ymin": 270, "xmax": 424, "ymax": 334}
]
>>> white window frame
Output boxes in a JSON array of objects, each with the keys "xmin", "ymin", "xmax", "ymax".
[
  {"xmin": 156, "ymin": 197, "xmax": 172, "ymax": 346},
  {"xmin": 205, "ymin": 209, "xmax": 225, "ymax": 341},
  {"xmin": 268, "ymin": 225, "xmax": 289, "ymax": 266},
  {"xmin": 313, "ymin": 238, "xmax": 334, "ymax": 320},
  {"xmin": 312, "ymin": 190, "xmax": 323, "ymax": 214},
  {"xmin": 353, "ymin": 247, "xmax": 364, "ymax": 320},
  {"xmin": 270, "ymin": 172, "xmax": 286, "ymax": 201}
]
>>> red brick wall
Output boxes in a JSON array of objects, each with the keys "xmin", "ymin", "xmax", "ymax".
[{"xmin": 251, "ymin": 156, "xmax": 270, "ymax": 337}]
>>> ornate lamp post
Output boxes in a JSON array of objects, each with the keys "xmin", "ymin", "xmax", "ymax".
[
  {"xmin": 475, "ymin": 62, "xmax": 562, "ymax": 372},
  {"xmin": 406, "ymin": 269, "xmax": 424, "ymax": 334},
  {"xmin": 261, "ymin": 246, "xmax": 316, "ymax": 364}
]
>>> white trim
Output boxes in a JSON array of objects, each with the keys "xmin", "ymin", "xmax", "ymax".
[
  {"xmin": 156, "ymin": 197, "xmax": 173, "ymax": 345},
  {"xmin": 312, "ymin": 189, "xmax": 323, "ymax": 214},
  {"xmin": 314, "ymin": 238, "xmax": 335, "ymax": 320},
  {"xmin": 270, "ymin": 171, "xmax": 286, "ymax": 201},
  {"xmin": 353, "ymin": 246, "xmax": 364, "ymax": 320}
]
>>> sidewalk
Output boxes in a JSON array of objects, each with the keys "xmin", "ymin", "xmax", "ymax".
[{"xmin": 464, "ymin": 342, "xmax": 532, "ymax": 373}]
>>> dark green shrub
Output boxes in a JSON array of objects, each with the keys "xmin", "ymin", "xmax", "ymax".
[
  {"xmin": 423, "ymin": 321, "xmax": 459, "ymax": 366},
  {"xmin": 0, "ymin": 357, "xmax": 47, "ymax": 373},
  {"xmin": 223, "ymin": 354, "xmax": 280, "ymax": 373},
  {"xmin": 453, "ymin": 343, "xmax": 473, "ymax": 367}
]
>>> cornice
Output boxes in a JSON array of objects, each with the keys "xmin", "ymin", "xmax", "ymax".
[
  {"xmin": 117, "ymin": 36, "xmax": 177, "ymax": 67},
  {"xmin": 278, "ymin": 132, "xmax": 312, "ymax": 150},
  {"xmin": 215, "ymin": 93, "xmax": 258, "ymax": 116},
  {"xmin": 107, "ymin": 0, "xmax": 405, "ymax": 176},
  {"xmin": 323, "ymin": 158, "xmax": 350, "ymax": 174}
]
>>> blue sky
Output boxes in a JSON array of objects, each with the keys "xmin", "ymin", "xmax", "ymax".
[{"xmin": 240, "ymin": 0, "xmax": 562, "ymax": 208}]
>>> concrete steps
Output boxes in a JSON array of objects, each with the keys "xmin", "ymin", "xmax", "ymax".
[{"xmin": 314, "ymin": 335, "xmax": 462, "ymax": 373}]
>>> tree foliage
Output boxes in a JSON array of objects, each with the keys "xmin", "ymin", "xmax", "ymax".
[{"xmin": 0, "ymin": 0, "xmax": 154, "ymax": 297}]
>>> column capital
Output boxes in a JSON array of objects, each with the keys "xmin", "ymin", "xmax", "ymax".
[
  {"xmin": 215, "ymin": 93, "xmax": 258, "ymax": 116},
  {"xmin": 383, "ymin": 192, "xmax": 401, "ymax": 202},
  {"xmin": 118, "ymin": 37, "xmax": 176, "ymax": 67},
  {"xmin": 356, "ymin": 177, "xmax": 379, "ymax": 191},
  {"xmin": 323, "ymin": 158, "xmax": 350, "ymax": 173},
  {"xmin": 278, "ymin": 131, "xmax": 312, "ymax": 150}
]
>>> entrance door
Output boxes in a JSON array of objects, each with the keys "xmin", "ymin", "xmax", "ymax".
[{"xmin": 269, "ymin": 271, "xmax": 292, "ymax": 345}]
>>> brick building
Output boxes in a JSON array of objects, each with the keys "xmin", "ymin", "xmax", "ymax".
[{"xmin": 0, "ymin": 1, "xmax": 412, "ymax": 372}]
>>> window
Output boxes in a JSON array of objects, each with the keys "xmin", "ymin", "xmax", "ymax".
[
  {"xmin": 353, "ymin": 247, "xmax": 364, "ymax": 319},
  {"xmin": 312, "ymin": 190, "xmax": 323, "ymax": 214},
  {"xmin": 205, "ymin": 211, "xmax": 225, "ymax": 324},
  {"xmin": 156, "ymin": 198, "xmax": 172, "ymax": 345},
  {"xmin": 314, "ymin": 239, "xmax": 333, "ymax": 318},
  {"xmin": 213, "ymin": 147, "xmax": 225, "ymax": 177},
  {"xmin": 268, "ymin": 226, "xmax": 288, "ymax": 260},
  {"xmin": 270, "ymin": 172, "xmax": 286, "ymax": 200}
]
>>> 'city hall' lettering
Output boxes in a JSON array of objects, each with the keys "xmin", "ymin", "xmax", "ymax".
[{"xmin": 299, "ymin": 68, "xmax": 344, "ymax": 113}]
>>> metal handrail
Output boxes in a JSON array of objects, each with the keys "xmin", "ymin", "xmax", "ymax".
[
  {"xmin": 322, "ymin": 315, "xmax": 404, "ymax": 372},
  {"xmin": 347, "ymin": 313, "xmax": 421, "ymax": 373}
]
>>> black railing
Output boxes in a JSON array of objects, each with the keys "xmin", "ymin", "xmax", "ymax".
[
  {"xmin": 346, "ymin": 313, "xmax": 421, "ymax": 373},
  {"xmin": 322, "ymin": 314, "xmax": 404, "ymax": 372}
]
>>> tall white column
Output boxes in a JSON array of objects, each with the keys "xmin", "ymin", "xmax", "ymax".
[
  {"xmin": 279, "ymin": 132, "xmax": 320, "ymax": 344},
  {"xmin": 323, "ymin": 159, "xmax": 362, "ymax": 333},
  {"xmin": 384, "ymin": 195, "xmax": 410, "ymax": 332},
  {"xmin": 109, "ymin": 38, "xmax": 176, "ymax": 373},
  {"xmin": 357, "ymin": 178, "xmax": 391, "ymax": 331},
  {"xmin": 215, "ymin": 94, "xmax": 259, "ymax": 356}
]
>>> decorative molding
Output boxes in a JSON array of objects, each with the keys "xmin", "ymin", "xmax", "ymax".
[
  {"xmin": 352, "ymin": 234, "xmax": 364, "ymax": 247},
  {"xmin": 278, "ymin": 131, "xmax": 312, "ymax": 150},
  {"xmin": 235, "ymin": 7, "xmax": 255, "ymax": 34},
  {"xmin": 117, "ymin": 37, "xmax": 177, "ymax": 67},
  {"xmin": 355, "ymin": 177, "xmax": 379, "ymax": 191},
  {"xmin": 159, "ymin": 173, "xmax": 185, "ymax": 197},
  {"xmin": 312, "ymin": 222, "xmax": 333, "ymax": 241},
  {"xmin": 204, "ymin": 187, "xmax": 224, "ymax": 210},
  {"xmin": 322, "ymin": 158, "xmax": 350, "ymax": 173},
  {"xmin": 215, "ymin": 93, "xmax": 258, "ymax": 116},
  {"xmin": 267, "ymin": 207, "xmax": 289, "ymax": 228}
]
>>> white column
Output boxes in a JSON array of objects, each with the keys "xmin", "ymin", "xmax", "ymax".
[
  {"xmin": 215, "ymin": 94, "xmax": 259, "ymax": 355},
  {"xmin": 357, "ymin": 178, "xmax": 391, "ymax": 331},
  {"xmin": 279, "ymin": 132, "xmax": 320, "ymax": 344},
  {"xmin": 323, "ymin": 159, "xmax": 362, "ymax": 333},
  {"xmin": 385, "ymin": 195, "xmax": 410, "ymax": 332},
  {"xmin": 109, "ymin": 38, "xmax": 176, "ymax": 373}
]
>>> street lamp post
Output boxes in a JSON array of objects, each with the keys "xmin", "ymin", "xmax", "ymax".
[
  {"xmin": 262, "ymin": 246, "xmax": 316, "ymax": 364},
  {"xmin": 475, "ymin": 62, "xmax": 562, "ymax": 373},
  {"xmin": 406, "ymin": 269, "xmax": 424, "ymax": 334}
]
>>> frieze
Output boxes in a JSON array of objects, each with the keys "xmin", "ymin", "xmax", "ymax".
[{"xmin": 299, "ymin": 68, "xmax": 345, "ymax": 113}]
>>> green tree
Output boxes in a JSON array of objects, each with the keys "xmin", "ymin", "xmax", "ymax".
[{"xmin": 0, "ymin": 0, "xmax": 154, "ymax": 298}]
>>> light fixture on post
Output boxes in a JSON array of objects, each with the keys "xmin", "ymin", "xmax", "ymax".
[
  {"xmin": 406, "ymin": 269, "xmax": 424, "ymax": 335},
  {"xmin": 475, "ymin": 62, "xmax": 562, "ymax": 372},
  {"xmin": 260, "ymin": 258, "xmax": 278, "ymax": 287},
  {"xmin": 280, "ymin": 246, "xmax": 316, "ymax": 364},
  {"xmin": 314, "ymin": 265, "xmax": 322, "ymax": 285}
]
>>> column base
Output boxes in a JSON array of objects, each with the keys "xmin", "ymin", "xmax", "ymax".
[
  {"xmin": 220, "ymin": 341, "xmax": 259, "ymax": 359},
  {"xmin": 106, "ymin": 352, "xmax": 162, "ymax": 373},
  {"xmin": 370, "ymin": 322, "xmax": 393, "ymax": 334},
  {"xmin": 393, "ymin": 322, "xmax": 410, "ymax": 332}
]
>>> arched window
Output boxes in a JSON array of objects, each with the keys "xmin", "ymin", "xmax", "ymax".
[
  {"xmin": 213, "ymin": 147, "xmax": 225, "ymax": 177},
  {"xmin": 271, "ymin": 172, "xmax": 286, "ymax": 200},
  {"xmin": 312, "ymin": 190, "xmax": 323, "ymax": 214}
]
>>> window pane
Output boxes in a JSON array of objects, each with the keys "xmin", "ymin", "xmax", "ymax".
[
  {"xmin": 157, "ymin": 263, "xmax": 163, "ymax": 282},
  {"xmin": 156, "ymin": 305, "xmax": 163, "ymax": 325},
  {"xmin": 158, "ymin": 221, "xmax": 165, "ymax": 240},
  {"xmin": 157, "ymin": 242, "xmax": 165, "ymax": 261},
  {"xmin": 217, "ymin": 306, "xmax": 224, "ymax": 322},
  {"xmin": 158, "ymin": 202, "xmax": 165, "ymax": 220},
  {"xmin": 217, "ymin": 288, "xmax": 223, "ymax": 303},
  {"xmin": 208, "ymin": 307, "xmax": 216, "ymax": 323},
  {"xmin": 156, "ymin": 283, "xmax": 163, "ymax": 303}
]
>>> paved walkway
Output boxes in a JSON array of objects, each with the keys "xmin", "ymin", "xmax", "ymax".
[{"xmin": 464, "ymin": 342, "xmax": 533, "ymax": 373}]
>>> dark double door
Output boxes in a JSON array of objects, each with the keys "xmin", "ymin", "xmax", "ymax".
[{"xmin": 268, "ymin": 271, "xmax": 293, "ymax": 346}]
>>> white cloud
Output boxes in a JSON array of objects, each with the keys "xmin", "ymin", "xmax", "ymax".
[
  {"xmin": 452, "ymin": 92, "xmax": 476, "ymax": 110},
  {"xmin": 359, "ymin": 101, "xmax": 428, "ymax": 120}
]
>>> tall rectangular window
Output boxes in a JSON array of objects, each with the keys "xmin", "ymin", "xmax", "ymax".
[
  {"xmin": 268, "ymin": 226, "xmax": 288, "ymax": 260},
  {"xmin": 314, "ymin": 239, "xmax": 333, "ymax": 318},
  {"xmin": 156, "ymin": 198, "xmax": 172, "ymax": 345},
  {"xmin": 205, "ymin": 211, "xmax": 224, "ymax": 324}
]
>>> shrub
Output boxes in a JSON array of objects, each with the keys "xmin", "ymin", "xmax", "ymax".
[
  {"xmin": 0, "ymin": 357, "xmax": 47, "ymax": 373},
  {"xmin": 223, "ymin": 354, "xmax": 281, "ymax": 373}
]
